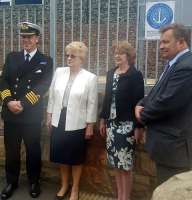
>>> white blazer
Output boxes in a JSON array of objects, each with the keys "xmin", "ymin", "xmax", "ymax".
[{"xmin": 47, "ymin": 67, "xmax": 98, "ymax": 131}]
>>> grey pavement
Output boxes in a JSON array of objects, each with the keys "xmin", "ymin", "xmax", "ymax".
[
  {"xmin": 0, "ymin": 169, "xmax": 150, "ymax": 200},
  {"xmin": 0, "ymin": 176, "xmax": 116, "ymax": 200},
  {"xmin": 0, "ymin": 177, "xmax": 57, "ymax": 200}
]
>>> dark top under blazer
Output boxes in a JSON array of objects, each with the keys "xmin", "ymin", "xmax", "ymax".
[
  {"xmin": 0, "ymin": 50, "xmax": 53, "ymax": 123},
  {"xmin": 100, "ymin": 66, "xmax": 144, "ymax": 128},
  {"xmin": 139, "ymin": 51, "xmax": 192, "ymax": 168}
]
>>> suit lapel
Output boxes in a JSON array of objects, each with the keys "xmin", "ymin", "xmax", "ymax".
[
  {"xmin": 27, "ymin": 50, "xmax": 41, "ymax": 72},
  {"xmin": 108, "ymin": 67, "xmax": 117, "ymax": 92},
  {"xmin": 18, "ymin": 50, "xmax": 41, "ymax": 78},
  {"xmin": 149, "ymin": 51, "xmax": 192, "ymax": 99},
  {"xmin": 16, "ymin": 50, "xmax": 26, "ymax": 77},
  {"xmin": 59, "ymin": 67, "xmax": 70, "ymax": 101},
  {"xmin": 30, "ymin": 50, "xmax": 41, "ymax": 64},
  {"xmin": 148, "ymin": 64, "xmax": 175, "ymax": 100},
  {"xmin": 18, "ymin": 50, "xmax": 25, "ymax": 63}
]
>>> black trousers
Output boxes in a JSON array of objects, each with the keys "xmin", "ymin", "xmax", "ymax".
[{"xmin": 4, "ymin": 121, "xmax": 42, "ymax": 185}]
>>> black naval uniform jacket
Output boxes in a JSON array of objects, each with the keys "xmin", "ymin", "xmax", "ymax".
[{"xmin": 0, "ymin": 50, "xmax": 53, "ymax": 124}]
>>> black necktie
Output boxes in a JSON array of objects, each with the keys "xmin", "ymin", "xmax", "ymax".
[{"xmin": 25, "ymin": 53, "xmax": 30, "ymax": 63}]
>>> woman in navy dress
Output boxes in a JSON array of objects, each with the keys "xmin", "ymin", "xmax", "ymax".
[{"xmin": 47, "ymin": 41, "xmax": 98, "ymax": 200}]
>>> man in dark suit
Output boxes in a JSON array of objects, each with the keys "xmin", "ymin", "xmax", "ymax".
[
  {"xmin": 135, "ymin": 23, "xmax": 192, "ymax": 185},
  {"xmin": 0, "ymin": 22, "xmax": 53, "ymax": 199}
]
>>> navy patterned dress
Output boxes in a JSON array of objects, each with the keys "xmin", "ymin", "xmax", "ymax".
[{"xmin": 106, "ymin": 73, "xmax": 135, "ymax": 171}]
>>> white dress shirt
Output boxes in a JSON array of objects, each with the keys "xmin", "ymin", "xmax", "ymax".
[{"xmin": 24, "ymin": 48, "xmax": 37, "ymax": 61}]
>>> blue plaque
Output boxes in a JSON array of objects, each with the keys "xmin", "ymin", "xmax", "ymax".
[
  {"xmin": 147, "ymin": 3, "xmax": 173, "ymax": 29},
  {"xmin": 15, "ymin": 0, "xmax": 43, "ymax": 5}
]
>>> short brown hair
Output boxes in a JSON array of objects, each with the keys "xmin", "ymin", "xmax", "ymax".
[
  {"xmin": 112, "ymin": 40, "xmax": 136, "ymax": 65},
  {"xmin": 160, "ymin": 23, "xmax": 191, "ymax": 47}
]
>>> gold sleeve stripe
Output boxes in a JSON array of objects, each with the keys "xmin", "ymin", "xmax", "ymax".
[
  {"xmin": 26, "ymin": 94, "xmax": 34, "ymax": 104},
  {"xmin": 1, "ymin": 89, "xmax": 11, "ymax": 96},
  {"xmin": 26, "ymin": 93, "xmax": 36, "ymax": 105},
  {"xmin": 25, "ymin": 91, "xmax": 39, "ymax": 105},
  {"xmin": 26, "ymin": 93, "xmax": 36, "ymax": 104},
  {"xmin": 30, "ymin": 91, "xmax": 39, "ymax": 102},
  {"xmin": 1, "ymin": 89, "xmax": 11, "ymax": 100}
]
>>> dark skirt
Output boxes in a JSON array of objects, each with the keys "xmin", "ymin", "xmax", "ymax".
[{"xmin": 50, "ymin": 108, "xmax": 86, "ymax": 165}]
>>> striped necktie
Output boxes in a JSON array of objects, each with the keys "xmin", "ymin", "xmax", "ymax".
[{"xmin": 159, "ymin": 62, "xmax": 170, "ymax": 81}]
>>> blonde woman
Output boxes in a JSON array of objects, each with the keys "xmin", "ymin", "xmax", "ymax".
[{"xmin": 47, "ymin": 41, "xmax": 98, "ymax": 200}]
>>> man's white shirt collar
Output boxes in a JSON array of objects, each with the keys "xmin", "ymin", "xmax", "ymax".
[
  {"xmin": 168, "ymin": 48, "xmax": 190, "ymax": 67},
  {"xmin": 24, "ymin": 49, "xmax": 37, "ymax": 61}
]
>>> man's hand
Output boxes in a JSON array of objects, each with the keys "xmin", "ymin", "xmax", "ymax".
[
  {"xmin": 135, "ymin": 105, "xmax": 144, "ymax": 123},
  {"xmin": 7, "ymin": 100, "xmax": 23, "ymax": 114}
]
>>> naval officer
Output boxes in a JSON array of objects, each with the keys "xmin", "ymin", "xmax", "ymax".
[{"xmin": 0, "ymin": 21, "xmax": 53, "ymax": 199}]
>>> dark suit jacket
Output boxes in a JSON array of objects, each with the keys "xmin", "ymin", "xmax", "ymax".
[
  {"xmin": 100, "ymin": 66, "xmax": 144, "ymax": 129},
  {"xmin": 140, "ymin": 51, "xmax": 192, "ymax": 168},
  {"xmin": 0, "ymin": 50, "xmax": 53, "ymax": 124}
]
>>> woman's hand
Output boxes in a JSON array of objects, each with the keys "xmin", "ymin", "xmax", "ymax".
[
  {"xmin": 46, "ymin": 113, "xmax": 52, "ymax": 133},
  {"xmin": 85, "ymin": 123, "xmax": 94, "ymax": 139},
  {"xmin": 99, "ymin": 119, "xmax": 107, "ymax": 137},
  {"xmin": 134, "ymin": 128, "xmax": 145, "ymax": 144}
]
